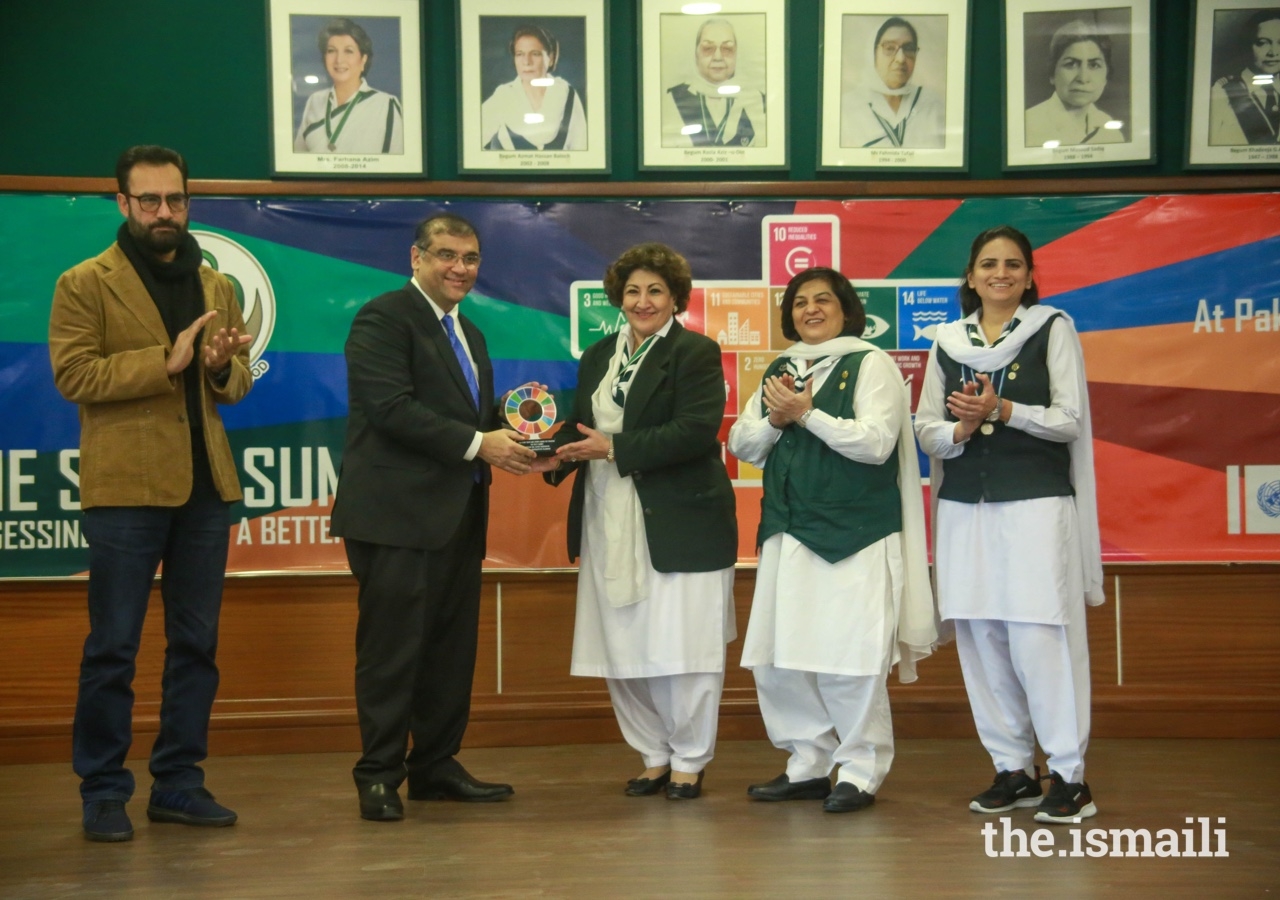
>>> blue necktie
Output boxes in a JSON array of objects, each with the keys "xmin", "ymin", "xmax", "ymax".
[{"xmin": 442, "ymin": 314, "xmax": 480, "ymax": 409}]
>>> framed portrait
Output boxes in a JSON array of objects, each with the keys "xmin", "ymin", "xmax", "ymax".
[
  {"xmin": 639, "ymin": 0, "xmax": 788, "ymax": 170},
  {"xmin": 1187, "ymin": 1, "xmax": 1280, "ymax": 168},
  {"xmin": 818, "ymin": 0, "xmax": 970, "ymax": 171},
  {"xmin": 457, "ymin": 0, "xmax": 610, "ymax": 174},
  {"xmin": 1003, "ymin": 0, "xmax": 1153, "ymax": 170},
  {"xmin": 267, "ymin": 0, "xmax": 423, "ymax": 176}
]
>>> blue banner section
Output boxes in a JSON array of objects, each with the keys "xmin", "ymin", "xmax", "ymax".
[
  {"xmin": 220, "ymin": 351, "xmax": 348, "ymax": 431},
  {"xmin": 1052, "ymin": 235, "xmax": 1280, "ymax": 333},
  {"xmin": 0, "ymin": 342, "xmax": 76, "ymax": 452},
  {"xmin": 193, "ymin": 199, "xmax": 796, "ymax": 317}
]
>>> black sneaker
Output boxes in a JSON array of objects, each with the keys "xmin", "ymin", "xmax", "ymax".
[
  {"xmin": 83, "ymin": 800, "xmax": 133, "ymax": 842},
  {"xmin": 147, "ymin": 786, "xmax": 238, "ymax": 827},
  {"xmin": 1033, "ymin": 771, "xmax": 1097, "ymax": 824},
  {"xmin": 969, "ymin": 766, "xmax": 1043, "ymax": 813}
]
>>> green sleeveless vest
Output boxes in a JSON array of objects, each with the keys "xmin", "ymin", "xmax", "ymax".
[{"xmin": 757, "ymin": 351, "xmax": 902, "ymax": 564}]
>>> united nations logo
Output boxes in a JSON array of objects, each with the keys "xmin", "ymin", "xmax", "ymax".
[
  {"xmin": 1258, "ymin": 480, "xmax": 1280, "ymax": 518},
  {"xmin": 192, "ymin": 230, "xmax": 276, "ymax": 380}
]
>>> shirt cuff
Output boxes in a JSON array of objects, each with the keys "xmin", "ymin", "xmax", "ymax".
[
  {"xmin": 463, "ymin": 431, "xmax": 483, "ymax": 462},
  {"xmin": 1006, "ymin": 401, "xmax": 1030, "ymax": 431}
]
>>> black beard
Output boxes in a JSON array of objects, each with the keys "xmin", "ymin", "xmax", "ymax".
[{"xmin": 127, "ymin": 215, "xmax": 187, "ymax": 255}]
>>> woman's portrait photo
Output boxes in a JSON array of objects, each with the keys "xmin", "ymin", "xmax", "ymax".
[
  {"xmin": 268, "ymin": 0, "xmax": 423, "ymax": 175},
  {"xmin": 478, "ymin": 19, "xmax": 588, "ymax": 152},
  {"xmin": 1207, "ymin": 7, "xmax": 1280, "ymax": 146},
  {"xmin": 458, "ymin": 0, "xmax": 608, "ymax": 173},
  {"xmin": 1022, "ymin": 10, "xmax": 1132, "ymax": 148},
  {"xmin": 840, "ymin": 14, "xmax": 948, "ymax": 150},
  {"xmin": 818, "ymin": 0, "xmax": 969, "ymax": 171},
  {"xmin": 291, "ymin": 16, "xmax": 405, "ymax": 155},
  {"xmin": 658, "ymin": 13, "xmax": 769, "ymax": 149},
  {"xmin": 640, "ymin": 0, "xmax": 788, "ymax": 170}
]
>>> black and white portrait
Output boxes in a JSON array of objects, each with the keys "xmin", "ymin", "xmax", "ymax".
[{"xmin": 1022, "ymin": 9, "xmax": 1133, "ymax": 148}]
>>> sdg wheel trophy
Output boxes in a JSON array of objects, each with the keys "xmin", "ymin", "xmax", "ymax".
[{"xmin": 504, "ymin": 384, "xmax": 558, "ymax": 456}]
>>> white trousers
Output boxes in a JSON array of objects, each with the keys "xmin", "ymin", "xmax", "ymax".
[
  {"xmin": 954, "ymin": 616, "xmax": 1091, "ymax": 783},
  {"xmin": 606, "ymin": 671, "xmax": 725, "ymax": 773},
  {"xmin": 752, "ymin": 664, "xmax": 894, "ymax": 794}
]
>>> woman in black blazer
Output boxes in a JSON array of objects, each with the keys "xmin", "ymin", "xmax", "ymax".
[{"xmin": 546, "ymin": 242, "xmax": 737, "ymax": 800}]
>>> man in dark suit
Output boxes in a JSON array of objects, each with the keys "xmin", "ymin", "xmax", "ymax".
[{"xmin": 331, "ymin": 213, "xmax": 539, "ymax": 821}]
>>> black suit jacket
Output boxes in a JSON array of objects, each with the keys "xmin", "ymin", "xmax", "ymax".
[
  {"xmin": 549, "ymin": 320, "xmax": 737, "ymax": 573},
  {"xmin": 332, "ymin": 282, "xmax": 496, "ymax": 552}
]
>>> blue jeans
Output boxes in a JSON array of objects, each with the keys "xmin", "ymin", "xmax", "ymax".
[{"xmin": 73, "ymin": 496, "xmax": 231, "ymax": 802}]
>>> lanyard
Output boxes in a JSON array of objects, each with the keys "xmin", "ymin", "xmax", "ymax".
[
  {"xmin": 962, "ymin": 318, "xmax": 1016, "ymax": 432},
  {"xmin": 324, "ymin": 91, "xmax": 360, "ymax": 151}
]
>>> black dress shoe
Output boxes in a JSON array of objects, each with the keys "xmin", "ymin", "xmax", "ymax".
[
  {"xmin": 358, "ymin": 783, "xmax": 404, "ymax": 822},
  {"xmin": 747, "ymin": 773, "xmax": 833, "ymax": 801},
  {"xmin": 624, "ymin": 771, "xmax": 671, "ymax": 796},
  {"xmin": 407, "ymin": 760, "xmax": 513, "ymax": 802},
  {"xmin": 822, "ymin": 782, "xmax": 876, "ymax": 813},
  {"xmin": 666, "ymin": 771, "xmax": 705, "ymax": 800}
]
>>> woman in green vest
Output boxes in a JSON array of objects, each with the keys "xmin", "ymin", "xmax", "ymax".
[
  {"xmin": 546, "ymin": 242, "xmax": 738, "ymax": 800},
  {"xmin": 727, "ymin": 267, "xmax": 935, "ymax": 813},
  {"xmin": 914, "ymin": 225, "xmax": 1103, "ymax": 825}
]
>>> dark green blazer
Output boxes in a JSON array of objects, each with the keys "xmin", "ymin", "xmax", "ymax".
[{"xmin": 548, "ymin": 320, "xmax": 738, "ymax": 573}]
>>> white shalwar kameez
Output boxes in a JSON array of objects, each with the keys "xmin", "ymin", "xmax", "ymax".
[
  {"xmin": 570, "ymin": 320, "xmax": 735, "ymax": 773},
  {"xmin": 480, "ymin": 76, "xmax": 587, "ymax": 150},
  {"xmin": 293, "ymin": 79, "xmax": 404, "ymax": 154},
  {"xmin": 914, "ymin": 305, "xmax": 1103, "ymax": 783},
  {"xmin": 728, "ymin": 340, "xmax": 935, "ymax": 793}
]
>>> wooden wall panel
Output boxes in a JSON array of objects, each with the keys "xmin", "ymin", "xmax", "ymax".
[
  {"xmin": 1, "ymin": 564, "xmax": 1276, "ymax": 765},
  {"xmin": 493, "ymin": 577, "xmax": 580, "ymax": 696},
  {"xmin": 1119, "ymin": 570, "xmax": 1280, "ymax": 685},
  {"xmin": 215, "ymin": 579, "xmax": 356, "ymax": 701}
]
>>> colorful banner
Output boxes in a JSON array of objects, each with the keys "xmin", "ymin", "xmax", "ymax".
[{"xmin": 1, "ymin": 193, "xmax": 1277, "ymax": 577}]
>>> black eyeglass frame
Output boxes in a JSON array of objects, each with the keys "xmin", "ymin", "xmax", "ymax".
[{"xmin": 124, "ymin": 192, "xmax": 191, "ymax": 213}]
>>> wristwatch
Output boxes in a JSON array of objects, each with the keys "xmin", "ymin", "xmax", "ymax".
[
  {"xmin": 985, "ymin": 399, "xmax": 1001, "ymax": 422},
  {"xmin": 797, "ymin": 409, "xmax": 814, "ymax": 429},
  {"xmin": 606, "ymin": 442, "xmax": 615, "ymax": 463}
]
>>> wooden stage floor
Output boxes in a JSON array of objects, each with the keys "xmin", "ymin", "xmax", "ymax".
[{"xmin": 0, "ymin": 739, "xmax": 1275, "ymax": 899}]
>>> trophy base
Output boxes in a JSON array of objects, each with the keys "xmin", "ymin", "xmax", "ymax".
[{"xmin": 524, "ymin": 438, "xmax": 557, "ymax": 457}]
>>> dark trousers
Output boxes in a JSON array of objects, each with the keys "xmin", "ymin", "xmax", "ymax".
[
  {"xmin": 346, "ymin": 486, "xmax": 484, "ymax": 791},
  {"xmin": 73, "ymin": 493, "xmax": 231, "ymax": 803}
]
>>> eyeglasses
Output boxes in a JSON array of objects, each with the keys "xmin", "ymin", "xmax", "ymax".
[
  {"xmin": 878, "ymin": 41, "xmax": 919, "ymax": 58},
  {"xmin": 125, "ymin": 192, "xmax": 190, "ymax": 213},
  {"xmin": 416, "ymin": 245, "xmax": 481, "ymax": 268}
]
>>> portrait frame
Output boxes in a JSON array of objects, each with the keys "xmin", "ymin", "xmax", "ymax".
[
  {"xmin": 457, "ymin": 0, "xmax": 610, "ymax": 174},
  {"xmin": 818, "ymin": 0, "xmax": 971, "ymax": 171},
  {"xmin": 639, "ymin": 0, "xmax": 788, "ymax": 170},
  {"xmin": 1003, "ymin": 0, "xmax": 1154, "ymax": 170},
  {"xmin": 1186, "ymin": 0, "xmax": 1280, "ymax": 168},
  {"xmin": 268, "ymin": 0, "xmax": 424, "ymax": 176}
]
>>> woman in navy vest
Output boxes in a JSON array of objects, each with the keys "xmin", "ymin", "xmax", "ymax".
[
  {"xmin": 727, "ymin": 267, "xmax": 935, "ymax": 813},
  {"xmin": 545, "ymin": 243, "xmax": 737, "ymax": 800},
  {"xmin": 914, "ymin": 225, "xmax": 1104, "ymax": 824}
]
